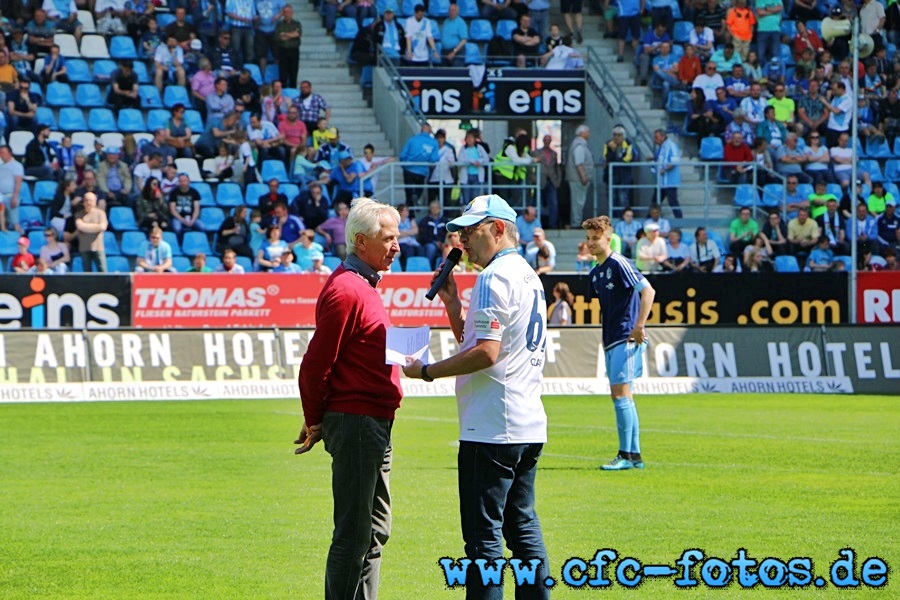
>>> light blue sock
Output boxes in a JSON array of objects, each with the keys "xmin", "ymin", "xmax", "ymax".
[
  {"xmin": 613, "ymin": 397, "xmax": 635, "ymax": 455},
  {"xmin": 630, "ymin": 403, "xmax": 641, "ymax": 457}
]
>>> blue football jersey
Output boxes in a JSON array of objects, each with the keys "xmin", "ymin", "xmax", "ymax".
[{"xmin": 588, "ymin": 253, "xmax": 646, "ymax": 350}]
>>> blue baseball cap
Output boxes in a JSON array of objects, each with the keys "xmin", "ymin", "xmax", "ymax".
[{"xmin": 447, "ymin": 194, "xmax": 517, "ymax": 232}]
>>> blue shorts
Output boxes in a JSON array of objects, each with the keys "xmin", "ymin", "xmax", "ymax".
[{"xmin": 604, "ymin": 341, "xmax": 646, "ymax": 385}]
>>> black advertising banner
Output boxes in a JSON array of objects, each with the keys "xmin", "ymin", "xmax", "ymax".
[
  {"xmin": 400, "ymin": 68, "xmax": 585, "ymax": 118},
  {"xmin": 0, "ymin": 274, "xmax": 132, "ymax": 329},
  {"xmin": 817, "ymin": 326, "xmax": 900, "ymax": 394},
  {"xmin": 541, "ymin": 273, "xmax": 848, "ymax": 326}
]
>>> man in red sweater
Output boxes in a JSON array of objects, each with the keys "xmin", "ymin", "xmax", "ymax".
[
  {"xmin": 295, "ymin": 197, "xmax": 402, "ymax": 600},
  {"xmin": 722, "ymin": 131, "xmax": 754, "ymax": 184}
]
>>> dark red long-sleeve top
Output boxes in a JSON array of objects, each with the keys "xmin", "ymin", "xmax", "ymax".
[{"xmin": 299, "ymin": 262, "xmax": 402, "ymax": 428}]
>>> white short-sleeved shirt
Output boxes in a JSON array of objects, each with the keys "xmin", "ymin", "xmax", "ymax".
[
  {"xmin": 456, "ymin": 250, "xmax": 548, "ymax": 444},
  {"xmin": 827, "ymin": 94, "xmax": 853, "ymax": 132},
  {"xmin": 405, "ymin": 16, "xmax": 433, "ymax": 62}
]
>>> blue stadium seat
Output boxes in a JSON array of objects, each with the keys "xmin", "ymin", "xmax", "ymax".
[
  {"xmin": 107, "ymin": 255, "xmax": 131, "ymax": 273},
  {"xmin": 216, "ymin": 183, "xmax": 244, "ymax": 208},
  {"xmin": 834, "ymin": 256, "xmax": 853, "ymax": 271},
  {"xmin": 172, "ymin": 255, "xmax": 191, "ymax": 272},
  {"xmin": 826, "ymin": 183, "xmax": 842, "ymax": 198},
  {"xmin": 162, "ymin": 231, "xmax": 182, "ymax": 255},
  {"xmin": 807, "ymin": 20, "xmax": 822, "ymax": 35},
  {"xmin": 495, "ymin": 19, "xmax": 517, "ymax": 39},
  {"xmin": 184, "ymin": 110, "xmax": 203, "ymax": 133},
  {"xmin": 261, "ymin": 160, "xmax": 289, "ymax": 182},
  {"xmin": 120, "ymin": 231, "xmax": 146, "ymax": 256},
  {"xmin": 780, "ymin": 20, "xmax": 797, "ymax": 38},
  {"xmin": 280, "ymin": 183, "xmax": 300, "ymax": 199},
  {"xmin": 66, "ymin": 58, "xmax": 92, "ymax": 83},
  {"xmin": 761, "ymin": 184, "xmax": 783, "ymax": 208},
  {"xmin": 88, "ymin": 108, "xmax": 117, "ymax": 132},
  {"xmin": 859, "ymin": 159, "xmax": 884, "ymax": 182},
  {"xmin": 58, "ymin": 107, "xmax": 87, "ymax": 131},
  {"xmin": 796, "ymin": 183, "xmax": 813, "ymax": 199},
  {"xmin": 0, "ymin": 231, "xmax": 21, "ymax": 255},
  {"xmin": 468, "ymin": 19, "xmax": 493, "ymax": 42},
  {"xmin": 28, "ymin": 230, "xmax": 46, "ymax": 253},
  {"xmin": 707, "ymin": 230, "xmax": 725, "ymax": 253},
  {"xmin": 242, "ymin": 63, "xmax": 263, "ymax": 85},
  {"xmin": 69, "ymin": 255, "xmax": 82, "ymax": 272},
  {"xmin": 699, "ymin": 137, "xmax": 724, "ymax": 160},
  {"xmin": 18, "ymin": 205, "xmax": 44, "ymax": 230},
  {"xmin": 35, "ymin": 106, "xmax": 56, "ymax": 129},
  {"xmin": 774, "ymin": 255, "xmax": 800, "ymax": 272},
  {"xmin": 46, "ymin": 82, "xmax": 75, "ymax": 107},
  {"xmin": 146, "ymin": 109, "xmax": 171, "ymax": 131},
  {"xmin": 264, "ymin": 64, "xmax": 279, "ymax": 83},
  {"xmin": 75, "ymin": 83, "xmax": 104, "ymax": 107},
  {"xmin": 236, "ymin": 256, "xmax": 253, "ymax": 272},
  {"xmin": 132, "ymin": 60, "xmax": 150, "ymax": 83},
  {"xmin": 360, "ymin": 65, "xmax": 373, "ymax": 89},
  {"xmin": 323, "ymin": 256, "xmax": 342, "ymax": 271},
  {"xmin": 866, "ymin": 137, "xmax": 893, "ymax": 159},
  {"xmin": 734, "ymin": 184, "xmax": 758, "ymax": 208},
  {"xmin": 182, "ymin": 231, "xmax": 212, "ymax": 256},
  {"xmin": 117, "ymin": 108, "xmax": 146, "ymax": 132},
  {"xmin": 109, "ymin": 206, "xmax": 139, "ymax": 231},
  {"xmin": 464, "ymin": 43, "xmax": 484, "ymax": 65},
  {"xmin": 205, "ymin": 256, "xmax": 222, "ymax": 270},
  {"xmin": 389, "ymin": 259, "xmax": 402, "ymax": 272},
  {"xmin": 103, "ymin": 230, "xmax": 121, "ymax": 255},
  {"xmin": 34, "ymin": 180, "xmax": 57, "ymax": 203},
  {"xmin": 405, "ymin": 256, "xmax": 432, "ymax": 272},
  {"xmin": 334, "ymin": 17, "xmax": 359, "ymax": 40},
  {"xmin": 92, "ymin": 59, "xmax": 116, "ymax": 81},
  {"xmin": 666, "ymin": 90, "xmax": 690, "ymax": 115},
  {"xmin": 244, "ymin": 182, "xmax": 267, "ymax": 205},
  {"xmin": 893, "ymin": 138, "xmax": 900, "ymax": 158},
  {"xmin": 156, "ymin": 12, "xmax": 176, "ymax": 28},
  {"xmin": 109, "ymin": 36, "xmax": 138, "ymax": 59},
  {"xmin": 199, "ymin": 207, "xmax": 225, "ymax": 231},
  {"xmin": 673, "ymin": 21, "xmax": 693, "ymax": 44},
  {"xmin": 458, "ymin": 0, "xmax": 479, "ymax": 17},
  {"xmin": 431, "ymin": 25, "xmax": 441, "ymax": 41},
  {"xmin": 399, "ymin": 0, "xmax": 416, "ymax": 16},
  {"xmin": 194, "ymin": 182, "xmax": 215, "ymax": 207},
  {"xmin": 779, "ymin": 44, "xmax": 794, "ymax": 66},
  {"xmin": 428, "ymin": 0, "xmax": 450, "ymax": 17},
  {"xmin": 885, "ymin": 159, "xmax": 900, "ymax": 182},
  {"xmin": 18, "ymin": 183, "xmax": 33, "ymax": 205},
  {"xmin": 163, "ymin": 85, "xmax": 191, "ymax": 108},
  {"xmin": 139, "ymin": 84, "xmax": 163, "ymax": 108}
]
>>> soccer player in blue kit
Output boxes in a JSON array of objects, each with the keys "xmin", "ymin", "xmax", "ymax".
[{"xmin": 583, "ymin": 215, "xmax": 656, "ymax": 471}]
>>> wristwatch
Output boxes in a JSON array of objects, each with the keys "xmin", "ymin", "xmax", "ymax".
[{"xmin": 421, "ymin": 364, "xmax": 434, "ymax": 382}]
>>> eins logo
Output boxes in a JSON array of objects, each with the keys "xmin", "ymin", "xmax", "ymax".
[
  {"xmin": 0, "ymin": 277, "xmax": 121, "ymax": 329},
  {"xmin": 508, "ymin": 81, "xmax": 583, "ymax": 115},
  {"xmin": 409, "ymin": 80, "xmax": 462, "ymax": 114}
]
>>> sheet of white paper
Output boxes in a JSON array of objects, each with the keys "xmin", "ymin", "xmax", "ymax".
[{"xmin": 386, "ymin": 326, "xmax": 431, "ymax": 366}]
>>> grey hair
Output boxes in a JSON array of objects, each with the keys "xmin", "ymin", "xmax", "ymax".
[
  {"xmin": 575, "ymin": 124, "xmax": 590, "ymax": 136},
  {"xmin": 346, "ymin": 197, "xmax": 401, "ymax": 255},
  {"xmin": 502, "ymin": 219, "xmax": 518, "ymax": 245},
  {"xmin": 611, "ymin": 125, "xmax": 627, "ymax": 136}
]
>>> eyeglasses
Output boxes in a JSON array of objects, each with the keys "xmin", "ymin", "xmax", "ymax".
[
  {"xmin": 458, "ymin": 219, "xmax": 495, "ymax": 237},
  {"xmin": 810, "ymin": 135, "xmax": 820, "ymax": 138}
]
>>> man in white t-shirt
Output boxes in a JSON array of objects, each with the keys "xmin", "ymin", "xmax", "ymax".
[
  {"xmin": 825, "ymin": 80, "xmax": 853, "ymax": 148},
  {"xmin": 133, "ymin": 152, "xmax": 164, "ymax": 192},
  {"xmin": 403, "ymin": 194, "xmax": 550, "ymax": 599},
  {"xmin": 404, "ymin": 4, "xmax": 438, "ymax": 65},
  {"xmin": 693, "ymin": 61, "xmax": 725, "ymax": 101}
]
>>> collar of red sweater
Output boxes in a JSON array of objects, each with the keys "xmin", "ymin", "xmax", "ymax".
[{"xmin": 344, "ymin": 254, "xmax": 381, "ymax": 288}]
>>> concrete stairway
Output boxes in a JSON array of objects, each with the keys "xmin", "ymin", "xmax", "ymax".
[{"xmin": 287, "ymin": 0, "xmax": 395, "ymax": 158}]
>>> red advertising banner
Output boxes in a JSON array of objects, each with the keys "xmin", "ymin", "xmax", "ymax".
[
  {"xmin": 857, "ymin": 272, "xmax": 900, "ymax": 324},
  {"xmin": 132, "ymin": 273, "xmax": 479, "ymax": 328}
]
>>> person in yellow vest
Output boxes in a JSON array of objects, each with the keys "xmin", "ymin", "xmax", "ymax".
[{"xmin": 492, "ymin": 134, "xmax": 538, "ymax": 208}]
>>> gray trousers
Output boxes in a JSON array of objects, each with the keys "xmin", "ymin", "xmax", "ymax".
[{"xmin": 568, "ymin": 178, "xmax": 591, "ymax": 227}]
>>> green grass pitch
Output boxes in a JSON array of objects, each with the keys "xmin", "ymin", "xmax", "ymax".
[{"xmin": 1, "ymin": 394, "xmax": 897, "ymax": 598}]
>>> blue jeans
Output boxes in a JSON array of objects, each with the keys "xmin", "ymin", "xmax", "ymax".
[
  {"xmin": 322, "ymin": 412, "xmax": 393, "ymax": 600},
  {"xmin": 458, "ymin": 441, "xmax": 549, "ymax": 600},
  {"xmin": 757, "ymin": 30, "xmax": 781, "ymax": 66},
  {"xmin": 541, "ymin": 182, "xmax": 558, "ymax": 229}
]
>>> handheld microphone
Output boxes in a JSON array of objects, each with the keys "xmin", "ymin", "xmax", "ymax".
[{"xmin": 425, "ymin": 248, "xmax": 463, "ymax": 301}]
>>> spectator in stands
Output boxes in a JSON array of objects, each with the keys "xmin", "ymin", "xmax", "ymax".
[
  {"xmin": 661, "ymin": 228, "xmax": 691, "ymax": 272},
  {"xmin": 291, "ymin": 181, "xmax": 330, "ymax": 231},
  {"xmin": 427, "ymin": 129, "xmax": 456, "ymax": 205},
  {"xmin": 457, "ymin": 130, "xmax": 490, "ymax": 205},
  {"xmin": 756, "ymin": 106, "xmax": 787, "ymax": 153},
  {"xmin": 760, "ymin": 210, "xmax": 789, "ymax": 255},
  {"xmin": 39, "ymin": 227, "xmax": 69, "ymax": 273},
  {"xmin": 823, "ymin": 81, "xmax": 852, "ymax": 148},
  {"xmin": 255, "ymin": 224, "xmax": 287, "ymax": 271},
  {"xmin": 613, "ymin": 207, "xmax": 640, "ymax": 258},
  {"xmin": 25, "ymin": 9, "xmax": 54, "ymax": 56},
  {"xmin": 524, "ymin": 228, "xmax": 555, "ymax": 274},
  {"xmin": 185, "ymin": 252, "xmax": 212, "ymax": 272},
  {"xmin": 724, "ymin": 64, "xmax": 751, "ymax": 100},
  {"xmin": 768, "ymin": 83, "xmax": 796, "ymax": 127},
  {"xmin": 638, "ymin": 22, "xmax": 671, "ymax": 86},
  {"xmin": 274, "ymin": 5, "xmax": 301, "ymax": 88},
  {"xmin": 796, "ymin": 80, "xmax": 828, "ymax": 136},
  {"xmin": 94, "ymin": 0, "xmax": 130, "ymax": 36},
  {"xmin": 754, "ymin": 0, "xmax": 783, "ymax": 65},
  {"xmin": 880, "ymin": 88, "xmax": 900, "ymax": 144},
  {"xmin": 44, "ymin": 0, "xmax": 82, "ymax": 42},
  {"xmin": 775, "ymin": 133, "xmax": 812, "ymax": 184},
  {"xmin": 601, "ymin": 125, "xmax": 636, "ymax": 212},
  {"xmin": 560, "ymin": 0, "xmax": 583, "ymax": 44},
  {"xmin": 332, "ymin": 149, "xmax": 371, "ymax": 203},
  {"xmin": 189, "ymin": 59, "xmax": 216, "ymax": 117},
  {"xmin": 749, "ymin": 137, "xmax": 773, "ymax": 184},
  {"xmin": 215, "ymin": 247, "xmax": 245, "ymax": 273},
  {"xmin": 515, "ymin": 206, "xmax": 541, "ymax": 253},
  {"xmin": 372, "ymin": 6, "xmax": 405, "ymax": 65},
  {"xmin": 5, "ymin": 79, "xmax": 38, "ymax": 140},
  {"xmin": 566, "ymin": 124, "xmax": 594, "ymax": 227},
  {"xmin": 739, "ymin": 82, "xmax": 768, "ymax": 128},
  {"xmin": 225, "ymin": 0, "xmax": 255, "ymax": 62},
  {"xmin": 98, "ymin": 147, "xmax": 132, "ymax": 207},
  {"xmin": 531, "ymin": 135, "xmax": 560, "ymax": 228},
  {"xmin": 252, "ymin": 0, "xmax": 285, "ymax": 74},
  {"xmin": 247, "ymin": 112, "xmax": 286, "ymax": 164},
  {"xmin": 693, "ymin": 61, "xmax": 724, "ymax": 102},
  {"xmin": 792, "ymin": 21, "xmax": 824, "ymax": 63},
  {"xmin": 214, "ymin": 205, "xmax": 252, "ymax": 258},
  {"xmin": 480, "ymin": 0, "xmax": 516, "ymax": 22},
  {"xmin": 76, "ymin": 169, "xmax": 107, "ymax": 211},
  {"xmin": 133, "ymin": 152, "xmax": 164, "ymax": 192},
  {"xmin": 138, "ymin": 14, "xmax": 163, "ymax": 57},
  {"xmin": 689, "ymin": 226, "xmax": 721, "ymax": 271},
  {"xmin": 712, "ymin": 86, "xmax": 738, "ymax": 126},
  {"xmin": 48, "ymin": 176, "xmax": 79, "ymax": 234},
  {"xmin": 725, "ymin": 0, "xmax": 755, "ymax": 60},
  {"xmin": 851, "ymin": 201, "xmax": 879, "ymax": 250},
  {"xmin": 674, "ymin": 43, "xmax": 702, "ymax": 93},
  {"xmin": 75, "ymin": 192, "xmax": 107, "ymax": 272},
  {"xmin": 164, "ymin": 6, "xmax": 193, "ymax": 50},
  {"xmin": 105, "ymin": 60, "xmax": 140, "ymax": 116},
  {"xmin": 800, "ymin": 133, "xmax": 831, "ymax": 183},
  {"xmin": 404, "ymin": 4, "xmax": 438, "ymax": 66},
  {"xmin": 272, "ymin": 200, "xmax": 305, "ymax": 249},
  {"xmin": 273, "ymin": 249, "xmax": 303, "ymax": 273},
  {"xmin": 136, "ymin": 227, "xmax": 175, "ymax": 272},
  {"xmin": 228, "ymin": 68, "xmax": 260, "ymax": 114},
  {"xmin": 37, "ymin": 43, "xmax": 68, "ymax": 89},
  {"xmin": 154, "ymin": 36, "xmax": 186, "ymax": 93},
  {"xmin": 205, "ymin": 77, "xmax": 236, "ymax": 127},
  {"xmin": 168, "ymin": 173, "xmax": 204, "ymax": 235},
  {"xmin": 399, "ymin": 122, "xmax": 438, "ymax": 207},
  {"xmin": 725, "ymin": 109, "xmax": 754, "ymax": 144},
  {"xmin": 258, "ymin": 179, "xmax": 286, "ymax": 223},
  {"xmin": 11, "ymin": 236, "xmax": 34, "ymax": 273},
  {"xmin": 295, "ymin": 80, "xmax": 331, "ymax": 137},
  {"xmin": 136, "ymin": 176, "xmax": 170, "ymax": 232},
  {"xmin": 139, "ymin": 128, "xmax": 176, "ymax": 167},
  {"xmin": 830, "ymin": 132, "xmax": 854, "ymax": 193},
  {"xmin": 9, "ymin": 28, "xmax": 38, "ymax": 84},
  {"xmin": 417, "ymin": 199, "xmax": 448, "ymax": 267},
  {"xmin": 710, "ymin": 43, "xmax": 742, "ymax": 76},
  {"xmin": 722, "ymin": 131, "xmax": 753, "ymax": 183},
  {"xmin": 817, "ymin": 196, "xmax": 849, "ymax": 255},
  {"xmin": 877, "ymin": 203, "xmax": 900, "ymax": 253},
  {"xmin": 316, "ymin": 199, "xmax": 349, "ymax": 260},
  {"xmin": 787, "ymin": 206, "xmax": 820, "ymax": 261},
  {"xmin": 512, "ymin": 13, "xmax": 541, "ymax": 68},
  {"xmin": 24, "ymin": 123, "xmax": 57, "ymax": 180},
  {"xmin": 648, "ymin": 42, "xmax": 680, "ymax": 100},
  {"xmin": 644, "ymin": 203, "xmax": 671, "ymax": 234},
  {"xmin": 635, "ymin": 222, "xmax": 667, "ymax": 273},
  {"xmin": 394, "ymin": 203, "xmax": 422, "ymax": 269},
  {"xmin": 806, "ymin": 236, "xmax": 842, "ymax": 271},
  {"xmin": 209, "ymin": 30, "xmax": 241, "ymax": 75},
  {"xmin": 163, "ymin": 104, "xmax": 194, "ymax": 159},
  {"xmin": 728, "ymin": 206, "xmax": 758, "ymax": 255},
  {"xmin": 688, "ymin": 22, "xmax": 715, "ymax": 62},
  {"xmin": 278, "ymin": 105, "xmax": 307, "ymax": 164},
  {"xmin": 615, "ymin": 0, "xmax": 642, "ymax": 63},
  {"xmin": 868, "ymin": 181, "xmax": 895, "ymax": 217},
  {"xmin": 0, "ymin": 145, "xmax": 24, "ymax": 233},
  {"xmin": 652, "ymin": 128, "xmax": 683, "ymax": 218},
  {"xmin": 742, "ymin": 233, "xmax": 774, "ymax": 272},
  {"xmin": 291, "ymin": 228, "xmax": 323, "ymax": 271}
]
